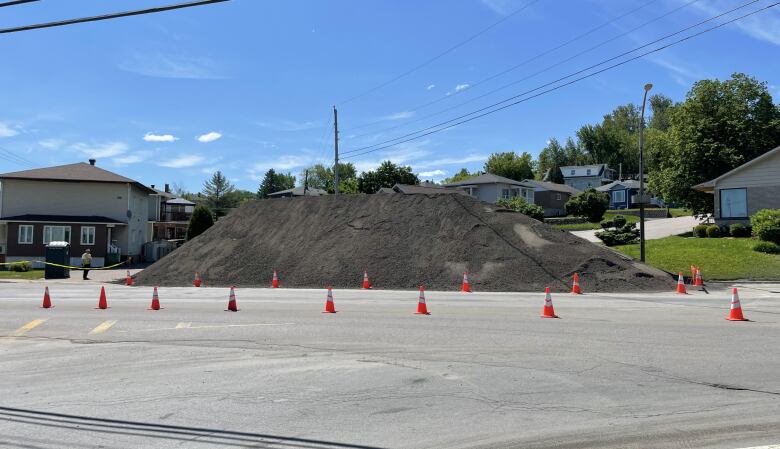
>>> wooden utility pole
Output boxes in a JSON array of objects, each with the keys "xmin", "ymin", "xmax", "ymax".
[{"xmin": 333, "ymin": 106, "xmax": 339, "ymax": 196}]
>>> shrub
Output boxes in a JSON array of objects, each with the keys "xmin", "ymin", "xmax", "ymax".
[
  {"xmin": 620, "ymin": 223, "xmax": 637, "ymax": 233},
  {"xmin": 10, "ymin": 261, "xmax": 32, "ymax": 272},
  {"xmin": 729, "ymin": 223, "xmax": 751, "ymax": 238},
  {"xmin": 753, "ymin": 241, "xmax": 780, "ymax": 254},
  {"xmin": 187, "ymin": 204, "xmax": 216, "ymax": 240},
  {"xmin": 693, "ymin": 224, "xmax": 708, "ymax": 238},
  {"xmin": 600, "ymin": 219, "xmax": 614, "ymax": 230},
  {"xmin": 564, "ymin": 188, "xmax": 610, "ymax": 223},
  {"xmin": 751, "ymin": 209, "xmax": 780, "ymax": 243},
  {"xmin": 612, "ymin": 215, "xmax": 627, "ymax": 228},
  {"xmin": 705, "ymin": 225, "xmax": 720, "ymax": 238},
  {"xmin": 595, "ymin": 229, "xmax": 639, "ymax": 246},
  {"xmin": 496, "ymin": 197, "xmax": 545, "ymax": 221}
]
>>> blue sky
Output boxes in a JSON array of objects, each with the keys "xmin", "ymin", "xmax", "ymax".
[{"xmin": 0, "ymin": 0, "xmax": 778, "ymax": 191}]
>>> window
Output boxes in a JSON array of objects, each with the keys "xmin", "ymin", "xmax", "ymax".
[
  {"xmin": 586, "ymin": 169, "xmax": 592, "ymax": 175},
  {"xmin": 43, "ymin": 226, "xmax": 71, "ymax": 244},
  {"xmin": 570, "ymin": 170, "xmax": 575, "ymax": 176},
  {"xmin": 556, "ymin": 193, "xmax": 562, "ymax": 201},
  {"xmin": 720, "ymin": 188, "xmax": 747, "ymax": 218},
  {"xmin": 81, "ymin": 226, "xmax": 96, "ymax": 245},
  {"xmin": 501, "ymin": 188, "xmax": 511, "ymax": 199},
  {"xmin": 18, "ymin": 225, "xmax": 33, "ymax": 244},
  {"xmin": 613, "ymin": 190, "xmax": 626, "ymax": 203}
]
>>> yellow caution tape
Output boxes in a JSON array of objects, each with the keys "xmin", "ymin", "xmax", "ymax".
[{"xmin": 0, "ymin": 259, "xmax": 129, "ymax": 270}]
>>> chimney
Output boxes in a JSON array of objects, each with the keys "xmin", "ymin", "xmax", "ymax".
[
  {"xmin": 150, "ymin": 184, "xmax": 155, "ymax": 190},
  {"xmin": 89, "ymin": 158, "xmax": 96, "ymax": 166},
  {"xmin": 164, "ymin": 183, "xmax": 171, "ymax": 193}
]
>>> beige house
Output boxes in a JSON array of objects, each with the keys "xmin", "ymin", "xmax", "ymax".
[
  {"xmin": 693, "ymin": 145, "xmax": 780, "ymax": 225},
  {"xmin": 442, "ymin": 173, "xmax": 536, "ymax": 205},
  {"xmin": 0, "ymin": 160, "xmax": 158, "ymax": 267}
]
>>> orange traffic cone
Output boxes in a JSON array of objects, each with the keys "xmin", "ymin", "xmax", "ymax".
[
  {"xmin": 690, "ymin": 265, "xmax": 698, "ymax": 284},
  {"xmin": 461, "ymin": 272, "xmax": 472, "ymax": 293},
  {"xmin": 193, "ymin": 272, "xmax": 201, "ymax": 287},
  {"xmin": 571, "ymin": 273, "xmax": 582, "ymax": 295},
  {"xmin": 271, "ymin": 271, "xmax": 280, "ymax": 288},
  {"xmin": 126, "ymin": 270, "xmax": 133, "ymax": 286},
  {"xmin": 694, "ymin": 269, "xmax": 704, "ymax": 288},
  {"xmin": 96, "ymin": 286, "xmax": 108, "ymax": 309},
  {"xmin": 225, "ymin": 286, "xmax": 238, "ymax": 312},
  {"xmin": 149, "ymin": 286, "xmax": 161, "ymax": 310},
  {"xmin": 726, "ymin": 287, "xmax": 749, "ymax": 321},
  {"xmin": 676, "ymin": 273, "xmax": 687, "ymax": 294},
  {"xmin": 41, "ymin": 286, "xmax": 52, "ymax": 309},
  {"xmin": 541, "ymin": 287, "xmax": 559, "ymax": 318},
  {"xmin": 362, "ymin": 271, "xmax": 372, "ymax": 289},
  {"xmin": 323, "ymin": 287, "xmax": 337, "ymax": 313},
  {"xmin": 415, "ymin": 285, "xmax": 430, "ymax": 315}
]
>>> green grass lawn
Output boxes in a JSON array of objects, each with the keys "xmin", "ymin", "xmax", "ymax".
[
  {"xmin": 613, "ymin": 236, "xmax": 780, "ymax": 280},
  {"xmin": 668, "ymin": 208, "xmax": 694, "ymax": 217},
  {"xmin": 0, "ymin": 269, "xmax": 44, "ymax": 280},
  {"xmin": 553, "ymin": 213, "xmax": 640, "ymax": 231}
]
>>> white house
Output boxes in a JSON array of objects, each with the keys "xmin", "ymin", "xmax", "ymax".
[{"xmin": 443, "ymin": 173, "xmax": 535, "ymax": 204}]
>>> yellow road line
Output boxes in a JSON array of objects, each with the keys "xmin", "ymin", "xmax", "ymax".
[
  {"xmin": 89, "ymin": 320, "xmax": 117, "ymax": 335},
  {"xmin": 10, "ymin": 319, "xmax": 47, "ymax": 337},
  {"xmin": 175, "ymin": 322, "xmax": 192, "ymax": 329}
]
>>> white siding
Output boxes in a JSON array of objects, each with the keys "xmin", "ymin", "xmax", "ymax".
[
  {"xmin": 717, "ymin": 150, "xmax": 780, "ymax": 189},
  {"xmin": 1, "ymin": 179, "xmax": 128, "ymax": 220}
]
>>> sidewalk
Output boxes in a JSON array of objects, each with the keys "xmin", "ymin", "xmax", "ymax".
[{"xmin": 571, "ymin": 215, "xmax": 700, "ymax": 243}]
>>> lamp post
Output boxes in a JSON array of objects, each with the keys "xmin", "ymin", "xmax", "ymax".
[{"xmin": 639, "ymin": 83, "xmax": 653, "ymax": 262}]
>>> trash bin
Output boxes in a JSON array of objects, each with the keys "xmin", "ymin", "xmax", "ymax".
[{"xmin": 45, "ymin": 241, "xmax": 70, "ymax": 279}]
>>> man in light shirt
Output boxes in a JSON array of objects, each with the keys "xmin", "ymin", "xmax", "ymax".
[{"xmin": 81, "ymin": 248, "xmax": 92, "ymax": 280}]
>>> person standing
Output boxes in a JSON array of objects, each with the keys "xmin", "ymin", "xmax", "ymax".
[{"xmin": 81, "ymin": 248, "xmax": 92, "ymax": 280}]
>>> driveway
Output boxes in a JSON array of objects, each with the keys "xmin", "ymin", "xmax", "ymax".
[{"xmin": 571, "ymin": 215, "xmax": 700, "ymax": 243}]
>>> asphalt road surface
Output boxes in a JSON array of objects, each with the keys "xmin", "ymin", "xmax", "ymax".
[{"xmin": 1, "ymin": 281, "xmax": 779, "ymax": 449}]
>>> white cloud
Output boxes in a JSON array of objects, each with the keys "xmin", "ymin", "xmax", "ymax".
[
  {"xmin": 197, "ymin": 131, "xmax": 222, "ymax": 143},
  {"xmin": 481, "ymin": 0, "xmax": 516, "ymax": 15},
  {"xmin": 379, "ymin": 111, "xmax": 415, "ymax": 121},
  {"xmin": 70, "ymin": 142, "xmax": 129, "ymax": 158},
  {"xmin": 426, "ymin": 84, "xmax": 436, "ymax": 90},
  {"xmin": 113, "ymin": 151, "xmax": 153, "ymax": 166},
  {"xmin": 255, "ymin": 120, "xmax": 322, "ymax": 132},
  {"xmin": 0, "ymin": 122, "xmax": 19, "ymax": 137},
  {"xmin": 690, "ymin": 1, "xmax": 780, "ymax": 47},
  {"xmin": 455, "ymin": 84, "xmax": 470, "ymax": 92},
  {"xmin": 414, "ymin": 154, "xmax": 487, "ymax": 169},
  {"xmin": 418, "ymin": 169, "xmax": 446, "ymax": 179},
  {"xmin": 158, "ymin": 154, "xmax": 205, "ymax": 168},
  {"xmin": 645, "ymin": 54, "xmax": 703, "ymax": 86},
  {"xmin": 118, "ymin": 51, "xmax": 226, "ymax": 79},
  {"xmin": 39, "ymin": 138, "xmax": 65, "ymax": 149},
  {"xmin": 143, "ymin": 133, "xmax": 179, "ymax": 142}
]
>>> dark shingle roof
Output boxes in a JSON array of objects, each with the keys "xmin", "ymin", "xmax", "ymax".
[
  {"xmin": 392, "ymin": 184, "xmax": 468, "ymax": 195},
  {"xmin": 0, "ymin": 162, "xmax": 155, "ymax": 193},
  {"xmin": 522, "ymin": 180, "xmax": 580, "ymax": 195},
  {"xmin": 443, "ymin": 173, "xmax": 534, "ymax": 188},
  {"xmin": 1, "ymin": 214, "xmax": 126, "ymax": 224}
]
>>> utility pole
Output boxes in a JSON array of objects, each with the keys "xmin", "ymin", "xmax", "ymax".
[
  {"xmin": 333, "ymin": 106, "xmax": 339, "ymax": 196},
  {"xmin": 303, "ymin": 169, "xmax": 309, "ymax": 196},
  {"xmin": 639, "ymin": 83, "xmax": 653, "ymax": 263}
]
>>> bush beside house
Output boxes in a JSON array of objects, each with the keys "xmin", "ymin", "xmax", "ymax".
[
  {"xmin": 564, "ymin": 188, "xmax": 610, "ymax": 223},
  {"xmin": 187, "ymin": 205, "xmax": 215, "ymax": 241},
  {"xmin": 497, "ymin": 197, "xmax": 544, "ymax": 221}
]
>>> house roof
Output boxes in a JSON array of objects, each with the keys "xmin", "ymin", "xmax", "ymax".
[
  {"xmin": 443, "ymin": 173, "xmax": 534, "ymax": 188},
  {"xmin": 0, "ymin": 162, "xmax": 156, "ymax": 193},
  {"xmin": 268, "ymin": 187, "xmax": 327, "ymax": 197},
  {"xmin": 596, "ymin": 179, "xmax": 641, "ymax": 191},
  {"xmin": 693, "ymin": 145, "xmax": 780, "ymax": 192},
  {"xmin": 391, "ymin": 183, "xmax": 469, "ymax": 195},
  {"xmin": 165, "ymin": 197, "xmax": 196, "ymax": 205},
  {"xmin": 560, "ymin": 164, "xmax": 607, "ymax": 178},
  {"xmin": 1, "ymin": 214, "xmax": 126, "ymax": 224},
  {"xmin": 521, "ymin": 179, "xmax": 580, "ymax": 195}
]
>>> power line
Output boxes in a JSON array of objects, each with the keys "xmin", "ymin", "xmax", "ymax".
[
  {"xmin": 0, "ymin": 0, "xmax": 229, "ymax": 35},
  {"xmin": 344, "ymin": 0, "xmax": 665, "ymax": 134},
  {"xmin": 341, "ymin": 2, "xmax": 779, "ymax": 161},
  {"xmin": 0, "ymin": 0, "xmax": 40, "ymax": 8},
  {"xmin": 0, "ymin": 145, "xmax": 36, "ymax": 167},
  {"xmin": 336, "ymin": 0, "xmax": 542, "ymax": 105},
  {"xmin": 341, "ymin": 0, "xmax": 762, "ymax": 156}
]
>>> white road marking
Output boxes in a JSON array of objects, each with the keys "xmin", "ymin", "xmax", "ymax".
[
  {"xmin": 175, "ymin": 322, "xmax": 192, "ymax": 329},
  {"xmin": 734, "ymin": 446, "xmax": 780, "ymax": 449}
]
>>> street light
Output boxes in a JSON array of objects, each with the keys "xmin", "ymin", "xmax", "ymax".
[{"xmin": 639, "ymin": 83, "xmax": 653, "ymax": 262}]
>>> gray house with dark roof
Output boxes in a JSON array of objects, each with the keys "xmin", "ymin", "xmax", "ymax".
[
  {"xmin": 442, "ymin": 173, "xmax": 535, "ymax": 204},
  {"xmin": 0, "ymin": 160, "xmax": 157, "ymax": 267},
  {"xmin": 522, "ymin": 180, "xmax": 580, "ymax": 217},
  {"xmin": 560, "ymin": 164, "xmax": 616, "ymax": 191}
]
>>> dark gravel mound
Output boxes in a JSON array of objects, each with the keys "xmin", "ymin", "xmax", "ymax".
[{"xmin": 135, "ymin": 194, "xmax": 674, "ymax": 292}]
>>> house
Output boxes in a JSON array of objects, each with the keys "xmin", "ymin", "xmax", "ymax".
[
  {"xmin": 693, "ymin": 144, "xmax": 780, "ymax": 225},
  {"xmin": 442, "ymin": 173, "xmax": 535, "ymax": 204},
  {"xmin": 560, "ymin": 164, "xmax": 616, "ymax": 190},
  {"xmin": 597, "ymin": 180, "xmax": 641, "ymax": 209},
  {"xmin": 0, "ymin": 159, "xmax": 157, "ymax": 267},
  {"xmin": 378, "ymin": 183, "xmax": 469, "ymax": 195},
  {"xmin": 151, "ymin": 184, "xmax": 196, "ymax": 241},
  {"xmin": 521, "ymin": 180, "xmax": 580, "ymax": 217},
  {"xmin": 268, "ymin": 187, "xmax": 327, "ymax": 198}
]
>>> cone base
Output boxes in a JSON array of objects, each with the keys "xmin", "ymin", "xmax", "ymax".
[
  {"xmin": 461, "ymin": 288, "xmax": 471, "ymax": 293},
  {"xmin": 322, "ymin": 310, "xmax": 337, "ymax": 314},
  {"xmin": 225, "ymin": 309, "xmax": 239, "ymax": 312},
  {"xmin": 541, "ymin": 314, "xmax": 559, "ymax": 319},
  {"xmin": 41, "ymin": 306, "xmax": 54, "ymax": 309},
  {"xmin": 95, "ymin": 307, "xmax": 110, "ymax": 310},
  {"xmin": 148, "ymin": 307, "xmax": 163, "ymax": 311},
  {"xmin": 414, "ymin": 312, "xmax": 430, "ymax": 315},
  {"xmin": 726, "ymin": 317, "xmax": 749, "ymax": 321}
]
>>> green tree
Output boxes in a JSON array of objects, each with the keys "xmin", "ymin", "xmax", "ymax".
[
  {"xmin": 649, "ymin": 73, "xmax": 780, "ymax": 214},
  {"xmin": 565, "ymin": 188, "xmax": 610, "ymax": 222},
  {"xmin": 357, "ymin": 160, "xmax": 419, "ymax": 193},
  {"xmin": 442, "ymin": 168, "xmax": 477, "ymax": 184},
  {"xmin": 648, "ymin": 94, "xmax": 674, "ymax": 131},
  {"xmin": 536, "ymin": 138, "xmax": 585, "ymax": 183},
  {"xmin": 223, "ymin": 189, "xmax": 256, "ymax": 208},
  {"xmin": 202, "ymin": 171, "xmax": 235, "ymax": 216},
  {"xmin": 483, "ymin": 151, "xmax": 535, "ymax": 181},
  {"xmin": 186, "ymin": 204, "xmax": 215, "ymax": 240},
  {"xmin": 496, "ymin": 197, "xmax": 544, "ymax": 221},
  {"xmin": 257, "ymin": 169, "xmax": 296, "ymax": 198},
  {"xmin": 337, "ymin": 177, "xmax": 359, "ymax": 194},
  {"xmin": 300, "ymin": 162, "xmax": 357, "ymax": 193}
]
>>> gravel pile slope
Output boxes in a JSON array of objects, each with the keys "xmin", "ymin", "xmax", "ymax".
[{"xmin": 135, "ymin": 194, "xmax": 674, "ymax": 292}]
